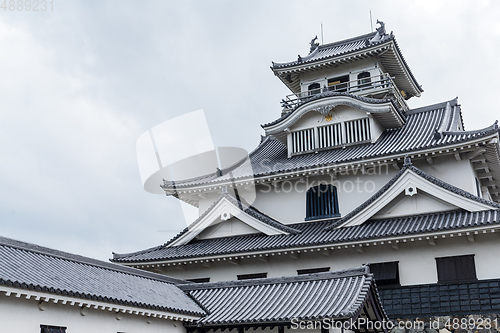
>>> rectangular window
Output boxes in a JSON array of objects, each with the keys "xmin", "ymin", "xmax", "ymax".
[
  {"xmin": 237, "ymin": 272, "xmax": 267, "ymax": 280},
  {"xmin": 291, "ymin": 128, "xmax": 315, "ymax": 153},
  {"xmin": 186, "ymin": 277, "xmax": 210, "ymax": 283},
  {"xmin": 290, "ymin": 117, "xmax": 371, "ymax": 155},
  {"xmin": 475, "ymin": 178, "xmax": 482, "ymax": 197},
  {"xmin": 327, "ymin": 75, "xmax": 349, "ymax": 92},
  {"xmin": 369, "ymin": 261, "xmax": 400, "ymax": 287},
  {"xmin": 297, "ymin": 267, "xmax": 330, "ymax": 275},
  {"xmin": 40, "ymin": 325, "xmax": 67, "ymax": 333},
  {"xmin": 436, "ymin": 255, "xmax": 477, "ymax": 283},
  {"xmin": 317, "ymin": 123, "xmax": 342, "ymax": 149},
  {"xmin": 344, "ymin": 118, "xmax": 371, "ymax": 144}
]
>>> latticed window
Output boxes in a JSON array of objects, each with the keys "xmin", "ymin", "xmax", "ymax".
[
  {"xmin": 305, "ymin": 184, "xmax": 340, "ymax": 220},
  {"xmin": 290, "ymin": 117, "xmax": 371, "ymax": 155}
]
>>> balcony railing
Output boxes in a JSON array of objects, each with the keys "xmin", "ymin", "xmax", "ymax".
[{"xmin": 281, "ymin": 74, "xmax": 407, "ymax": 112}]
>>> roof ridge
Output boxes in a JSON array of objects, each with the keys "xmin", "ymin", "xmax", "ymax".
[
  {"xmin": 0, "ymin": 236, "xmax": 187, "ymax": 285},
  {"xmin": 443, "ymin": 122, "xmax": 499, "ymax": 136},
  {"xmin": 261, "ymin": 92, "xmax": 399, "ymax": 128},
  {"xmin": 406, "ymin": 97, "xmax": 458, "ymax": 115},
  {"xmin": 272, "ymin": 31, "xmax": 380, "ymax": 68},
  {"xmin": 178, "ymin": 266, "xmax": 369, "ymax": 291}
]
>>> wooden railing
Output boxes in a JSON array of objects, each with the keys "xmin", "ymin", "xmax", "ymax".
[{"xmin": 281, "ymin": 74, "xmax": 407, "ymax": 111}]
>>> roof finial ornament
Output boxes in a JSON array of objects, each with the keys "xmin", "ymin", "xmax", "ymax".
[
  {"xmin": 309, "ymin": 35, "xmax": 319, "ymax": 53},
  {"xmin": 376, "ymin": 20, "xmax": 386, "ymax": 35},
  {"xmin": 368, "ymin": 20, "xmax": 388, "ymax": 44},
  {"xmin": 297, "ymin": 55, "xmax": 302, "ymax": 63},
  {"xmin": 403, "ymin": 154, "xmax": 412, "ymax": 167}
]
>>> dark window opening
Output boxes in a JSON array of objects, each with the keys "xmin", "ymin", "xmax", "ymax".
[
  {"xmin": 369, "ymin": 262, "xmax": 400, "ymax": 287},
  {"xmin": 475, "ymin": 178, "xmax": 482, "ymax": 197},
  {"xmin": 308, "ymin": 82, "xmax": 321, "ymax": 96},
  {"xmin": 306, "ymin": 184, "xmax": 340, "ymax": 221},
  {"xmin": 357, "ymin": 71, "xmax": 371, "ymax": 88},
  {"xmin": 327, "ymin": 75, "xmax": 349, "ymax": 92},
  {"xmin": 297, "ymin": 267, "xmax": 330, "ymax": 275},
  {"xmin": 436, "ymin": 254, "xmax": 477, "ymax": 283},
  {"xmin": 186, "ymin": 277, "xmax": 210, "ymax": 283},
  {"xmin": 237, "ymin": 272, "xmax": 267, "ymax": 280},
  {"xmin": 40, "ymin": 325, "xmax": 67, "ymax": 333}
]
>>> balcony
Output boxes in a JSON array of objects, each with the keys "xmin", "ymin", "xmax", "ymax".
[{"xmin": 280, "ymin": 74, "xmax": 408, "ymax": 113}]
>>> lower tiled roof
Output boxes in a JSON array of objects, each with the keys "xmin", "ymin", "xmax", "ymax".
[
  {"xmin": 181, "ymin": 266, "xmax": 384, "ymax": 325},
  {"xmin": 164, "ymin": 98, "xmax": 499, "ymax": 189},
  {"xmin": 0, "ymin": 236, "xmax": 205, "ymax": 316},
  {"xmin": 111, "ymin": 209, "xmax": 500, "ymax": 263},
  {"xmin": 379, "ymin": 279, "xmax": 500, "ymax": 318}
]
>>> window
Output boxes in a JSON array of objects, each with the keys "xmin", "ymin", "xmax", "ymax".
[
  {"xmin": 306, "ymin": 184, "xmax": 340, "ymax": 220},
  {"xmin": 475, "ymin": 178, "xmax": 482, "ymax": 197},
  {"xmin": 186, "ymin": 277, "xmax": 210, "ymax": 283},
  {"xmin": 289, "ymin": 117, "xmax": 372, "ymax": 155},
  {"xmin": 436, "ymin": 255, "xmax": 477, "ymax": 283},
  {"xmin": 40, "ymin": 325, "xmax": 66, "ymax": 333},
  {"xmin": 357, "ymin": 71, "xmax": 371, "ymax": 88},
  {"xmin": 327, "ymin": 75, "xmax": 349, "ymax": 92},
  {"xmin": 291, "ymin": 128, "xmax": 315, "ymax": 153},
  {"xmin": 344, "ymin": 118, "xmax": 371, "ymax": 144},
  {"xmin": 237, "ymin": 272, "xmax": 267, "ymax": 280},
  {"xmin": 308, "ymin": 82, "xmax": 321, "ymax": 96},
  {"xmin": 317, "ymin": 123, "xmax": 342, "ymax": 149},
  {"xmin": 297, "ymin": 267, "xmax": 330, "ymax": 275},
  {"xmin": 369, "ymin": 262, "xmax": 400, "ymax": 287}
]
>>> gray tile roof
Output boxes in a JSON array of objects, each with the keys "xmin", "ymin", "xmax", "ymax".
[
  {"xmin": 180, "ymin": 266, "xmax": 386, "ymax": 326},
  {"xmin": 262, "ymin": 92, "xmax": 403, "ymax": 128},
  {"xmin": 272, "ymin": 32, "xmax": 380, "ymax": 69},
  {"xmin": 164, "ymin": 99, "xmax": 499, "ymax": 189},
  {"xmin": 0, "ymin": 236, "xmax": 205, "ymax": 316},
  {"xmin": 111, "ymin": 209, "xmax": 500, "ymax": 263},
  {"xmin": 271, "ymin": 31, "xmax": 423, "ymax": 95}
]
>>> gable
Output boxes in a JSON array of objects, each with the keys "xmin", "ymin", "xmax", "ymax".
[
  {"xmin": 167, "ymin": 195, "xmax": 297, "ymax": 247},
  {"xmin": 335, "ymin": 163, "xmax": 499, "ymax": 228},
  {"xmin": 196, "ymin": 218, "xmax": 261, "ymax": 240},
  {"xmin": 290, "ymin": 106, "xmax": 368, "ymax": 132},
  {"xmin": 373, "ymin": 191, "xmax": 457, "ymax": 219}
]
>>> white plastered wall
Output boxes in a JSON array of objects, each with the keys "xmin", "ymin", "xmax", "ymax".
[
  {"xmin": 155, "ymin": 232, "xmax": 500, "ymax": 286},
  {"xmin": 0, "ymin": 293, "xmax": 186, "ymax": 333},
  {"xmin": 299, "ymin": 57, "xmax": 381, "ymax": 92},
  {"xmin": 196, "ymin": 154, "xmax": 480, "ymax": 225}
]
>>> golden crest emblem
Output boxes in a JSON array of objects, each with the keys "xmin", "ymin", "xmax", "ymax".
[{"xmin": 324, "ymin": 114, "xmax": 333, "ymax": 122}]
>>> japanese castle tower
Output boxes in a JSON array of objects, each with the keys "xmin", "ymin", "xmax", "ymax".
[{"xmin": 112, "ymin": 22, "xmax": 500, "ymax": 321}]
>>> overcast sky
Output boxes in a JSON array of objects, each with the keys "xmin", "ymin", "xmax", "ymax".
[{"xmin": 0, "ymin": 0, "xmax": 499, "ymax": 261}]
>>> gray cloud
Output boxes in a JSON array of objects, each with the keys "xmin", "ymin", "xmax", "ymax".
[{"xmin": 0, "ymin": 0, "xmax": 499, "ymax": 260}]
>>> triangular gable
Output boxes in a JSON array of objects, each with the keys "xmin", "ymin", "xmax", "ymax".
[
  {"xmin": 196, "ymin": 218, "xmax": 262, "ymax": 240},
  {"xmin": 167, "ymin": 193, "xmax": 299, "ymax": 247},
  {"xmin": 329, "ymin": 157, "xmax": 500, "ymax": 229}
]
